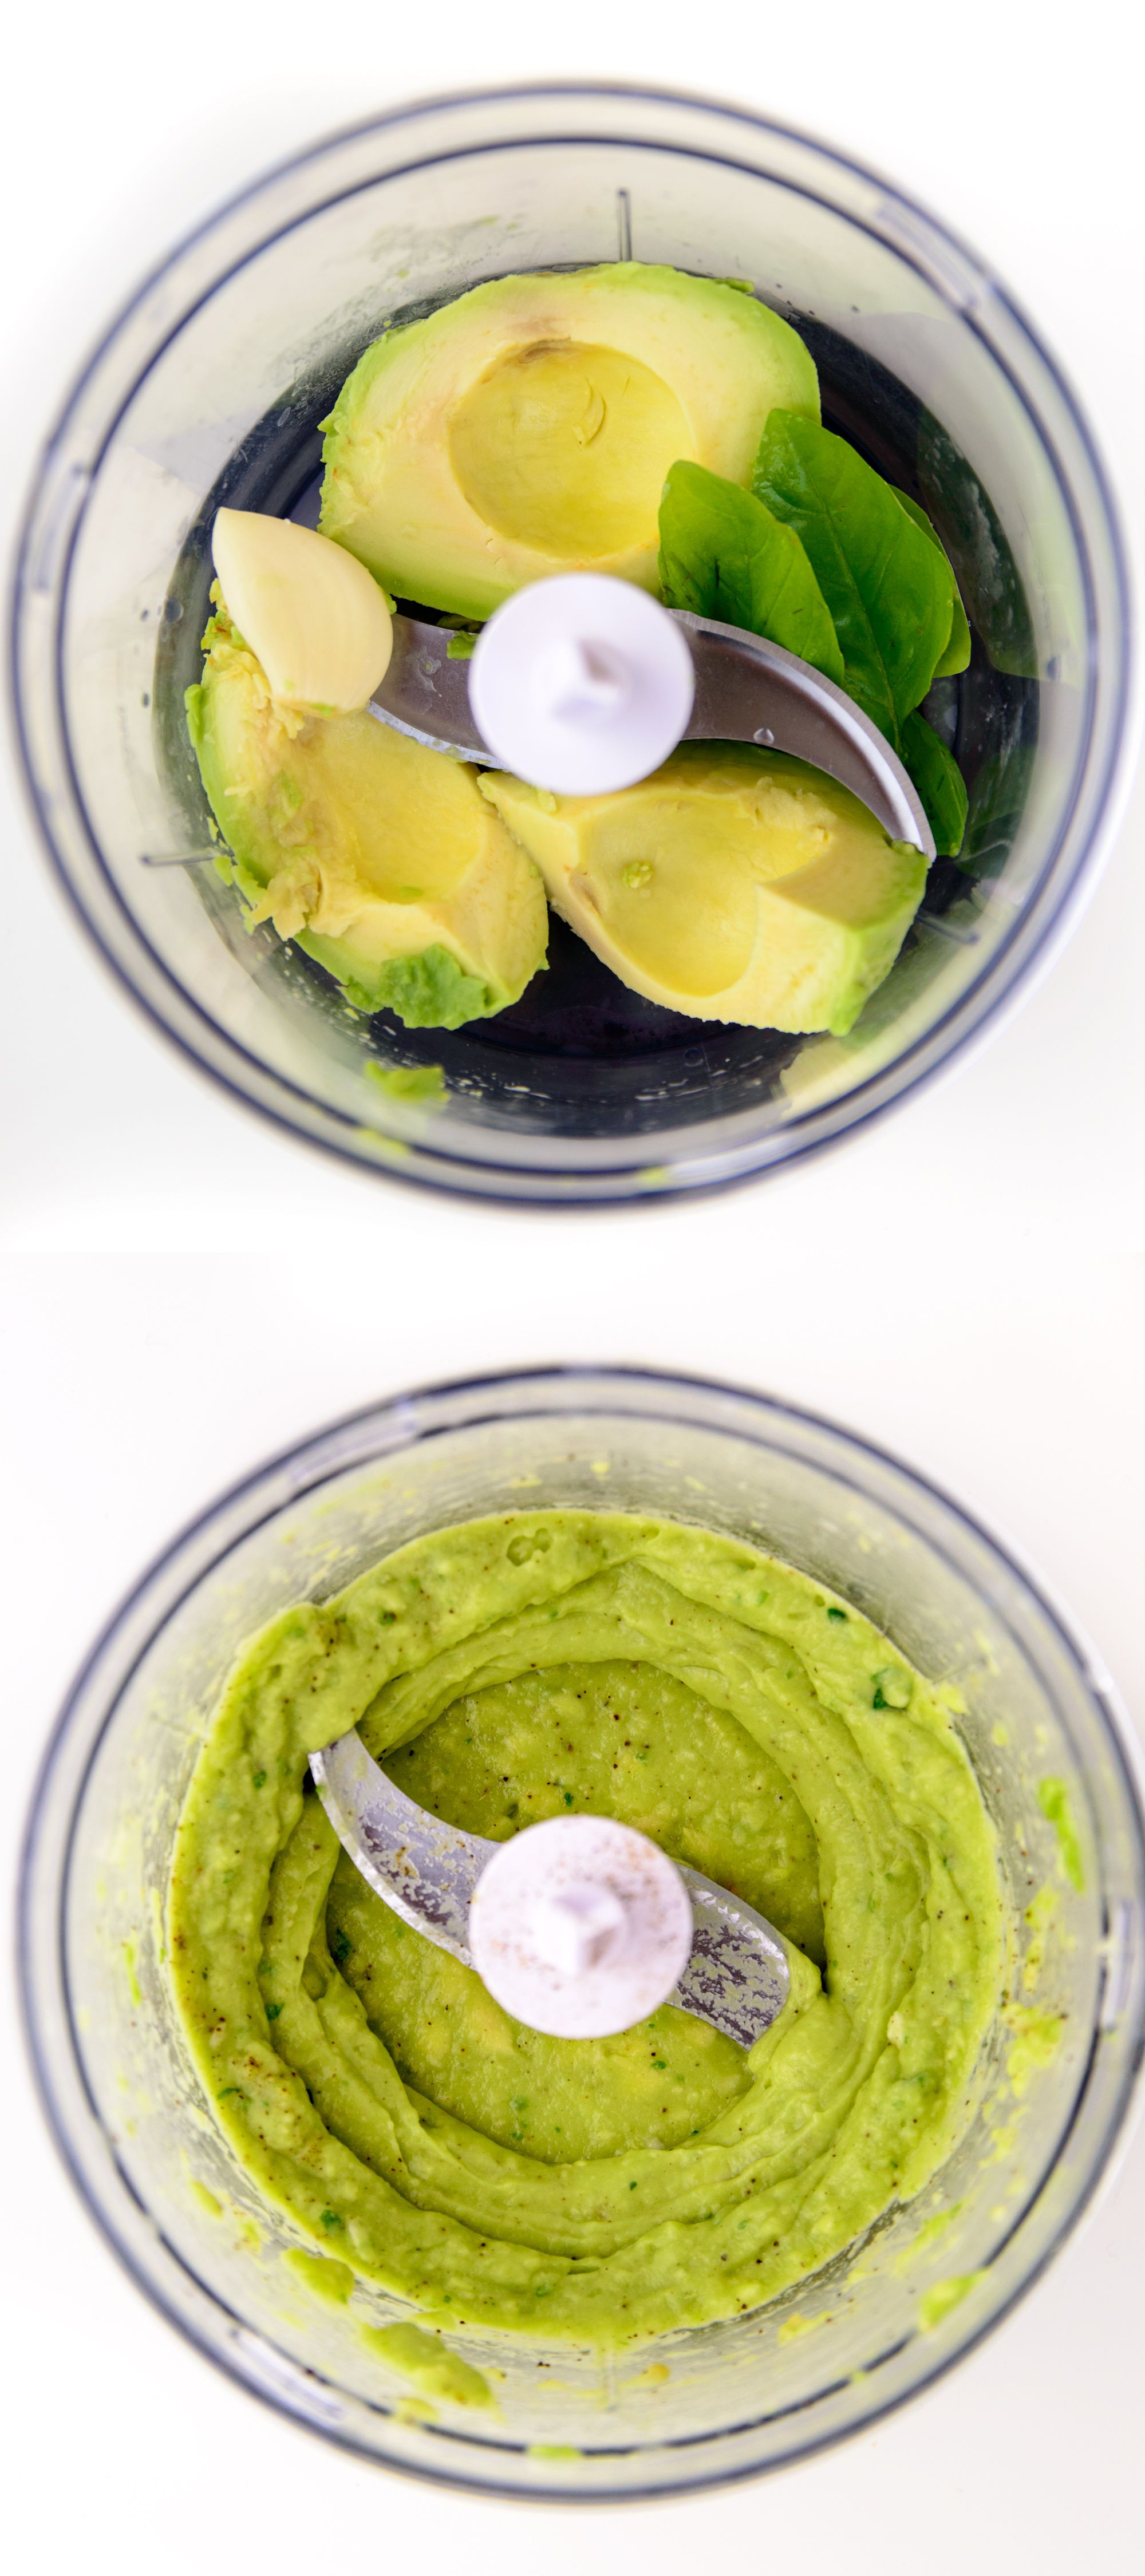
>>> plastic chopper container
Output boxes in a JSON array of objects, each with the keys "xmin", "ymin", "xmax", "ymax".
[
  {"xmin": 10, "ymin": 85, "xmax": 1134, "ymax": 1205},
  {"xmin": 19, "ymin": 1365, "xmax": 1145, "ymax": 2499}
]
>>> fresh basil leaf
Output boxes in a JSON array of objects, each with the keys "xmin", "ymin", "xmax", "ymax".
[
  {"xmin": 901, "ymin": 711, "xmax": 968, "ymax": 858},
  {"xmin": 658, "ymin": 461, "xmax": 844, "ymax": 685},
  {"xmin": 893, "ymin": 490, "xmax": 972, "ymax": 677},
  {"xmin": 753, "ymin": 414, "xmax": 956, "ymax": 741}
]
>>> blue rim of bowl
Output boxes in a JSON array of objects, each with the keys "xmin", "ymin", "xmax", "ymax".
[
  {"xmin": 17, "ymin": 1362, "xmax": 1145, "ymax": 2497},
  {"xmin": 6, "ymin": 86, "xmax": 1136, "ymax": 1205}
]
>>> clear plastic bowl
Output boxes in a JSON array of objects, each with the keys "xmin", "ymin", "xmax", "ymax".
[
  {"xmin": 19, "ymin": 1365, "xmax": 1145, "ymax": 2498},
  {"xmin": 11, "ymin": 86, "xmax": 1133, "ymax": 1204}
]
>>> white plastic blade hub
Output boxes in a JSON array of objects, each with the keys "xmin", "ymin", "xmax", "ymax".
[
  {"xmin": 468, "ymin": 1812, "xmax": 694, "ymax": 2038},
  {"xmin": 468, "ymin": 572, "xmax": 696, "ymax": 795},
  {"xmin": 532, "ymin": 1882, "xmax": 627, "ymax": 1974}
]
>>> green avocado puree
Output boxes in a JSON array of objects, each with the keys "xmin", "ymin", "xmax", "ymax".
[{"xmin": 169, "ymin": 1511, "xmax": 1004, "ymax": 2350}]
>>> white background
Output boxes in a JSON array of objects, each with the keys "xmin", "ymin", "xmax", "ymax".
[{"xmin": 3, "ymin": 3, "xmax": 1143, "ymax": 2566}]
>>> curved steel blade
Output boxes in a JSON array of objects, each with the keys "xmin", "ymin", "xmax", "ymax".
[
  {"xmin": 675, "ymin": 1867, "xmax": 790, "ymax": 2049},
  {"xmin": 678, "ymin": 610, "xmax": 934, "ymax": 856},
  {"xmin": 369, "ymin": 607, "xmax": 933, "ymax": 856},
  {"xmin": 369, "ymin": 615, "xmax": 485, "ymax": 766},
  {"xmin": 311, "ymin": 1729, "xmax": 488, "ymax": 1965},
  {"xmin": 311, "ymin": 1731, "xmax": 790, "ymax": 2048}
]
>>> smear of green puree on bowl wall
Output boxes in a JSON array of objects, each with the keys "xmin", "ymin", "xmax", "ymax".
[{"xmin": 168, "ymin": 1512, "xmax": 1004, "ymax": 2349}]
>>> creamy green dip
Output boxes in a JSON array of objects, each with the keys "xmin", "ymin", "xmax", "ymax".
[{"xmin": 169, "ymin": 1512, "xmax": 1004, "ymax": 2349}]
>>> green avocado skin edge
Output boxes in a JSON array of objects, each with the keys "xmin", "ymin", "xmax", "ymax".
[{"xmin": 168, "ymin": 1510, "xmax": 1004, "ymax": 2352}]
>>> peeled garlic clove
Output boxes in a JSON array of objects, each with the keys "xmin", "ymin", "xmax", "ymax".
[{"xmin": 211, "ymin": 508, "xmax": 392, "ymax": 712}]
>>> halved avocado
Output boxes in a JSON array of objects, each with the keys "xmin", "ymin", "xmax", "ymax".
[
  {"xmin": 481, "ymin": 746, "xmax": 927, "ymax": 1037},
  {"xmin": 319, "ymin": 264, "xmax": 819, "ymax": 621},
  {"xmin": 187, "ymin": 596, "xmax": 547, "ymax": 1025}
]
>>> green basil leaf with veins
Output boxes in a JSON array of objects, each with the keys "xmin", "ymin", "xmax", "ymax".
[
  {"xmin": 901, "ymin": 711, "xmax": 968, "ymax": 858},
  {"xmin": 753, "ymin": 414, "xmax": 956, "ymax": 741},
  {"xmin": 893, "ymin": 489, "xmax": 972, "ymax": 677},
  {"xmin": 658, "ymin": 461, "xmax": 844, "ymax": 685}
]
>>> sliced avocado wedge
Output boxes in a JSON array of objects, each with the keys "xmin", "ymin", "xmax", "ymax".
[
  {"xmin": 186, "ymin": 596, "xmax": 547, "ymax": 1026},
  {"xmin": 481, "ymin": 745, "xmax": 927, "ymax": 1037},
  {"xmin": 319, "ymin": 264, "xmax": 819, "ymax": 621}
]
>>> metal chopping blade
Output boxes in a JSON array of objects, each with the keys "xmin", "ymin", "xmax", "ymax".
[
  {"xmin": 311, "ymin": 1729, "xmax": 791, "ymax": 2050},
  {"xmin": 369, "ymin": 606, "xmax": 934, "ymax": 858}
]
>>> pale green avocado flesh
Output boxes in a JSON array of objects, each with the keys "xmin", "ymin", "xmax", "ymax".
[
  {"xmin": 169, "ymin": 1511, "xmax": 1004, "ymax": 2350},
  {"xmin": 185, "ymin": 598, "xmax": 547, "ymax": 1025},
  {"xmin": 483, "ymin": 747, "xmax": 929, "ymax": 1035},
  {"xmin": 319, "ymin": 263, "xmax": 819, "ymax": 619}
]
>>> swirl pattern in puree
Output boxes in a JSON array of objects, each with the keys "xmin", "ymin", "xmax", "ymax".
[{"xmin": 169, "ymin": 1511, "xmax": 1004, "ymax": 2348}]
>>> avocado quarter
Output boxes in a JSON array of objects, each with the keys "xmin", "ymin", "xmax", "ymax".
[
  {"xmin": 318, "ymin": 263, "xmax": 819, "ymax": 622},
  {"xmin": 186, "ymin": 596, "xmax": 547, "ymax": 1026},
  {"xmin": 480, "ymin": 746, "xmax": 927, "ymax": 1038}
]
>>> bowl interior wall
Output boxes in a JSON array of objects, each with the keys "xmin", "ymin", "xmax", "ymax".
[
  {"xmin": 61, "ymin": 1394, "xmax": 1118, "ymax": 2475},
  {"xmin": 58, "ymin": 133, "xmax": 1080, "ymax": 1179}
]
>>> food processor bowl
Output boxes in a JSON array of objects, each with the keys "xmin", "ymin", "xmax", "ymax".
[
  {"xmin": 19, "ymin": 1366, "xmax": 1145, "ymax": 2497},
  {"xmin": 11, "ymin": 86, "xmax": 1133, "ymax": 1203}
]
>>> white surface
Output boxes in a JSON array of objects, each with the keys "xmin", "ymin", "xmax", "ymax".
[
  {"xmin": 469, "ymin": 1815, "xmax": 694, "ymax": 2033},
  {"xmin": 469, "ymin": 575, "xmax": 696, "ymax": 791},
  {"xmin": 2, "ymin": 3, "xmax": 1143, "ymax": 2568}
]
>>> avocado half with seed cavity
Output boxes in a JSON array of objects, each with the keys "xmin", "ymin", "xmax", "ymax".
[
  {"xmin": 186, "ymin": 595, "xmax": 548, "ymax": 1026},
  {"xmin": 481, "ymin": 747, "xmax": 928, "ymax": 1037},
  {"xmin": 319, "ymin": 264, "xmax": 820, "ymax": 621}
]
